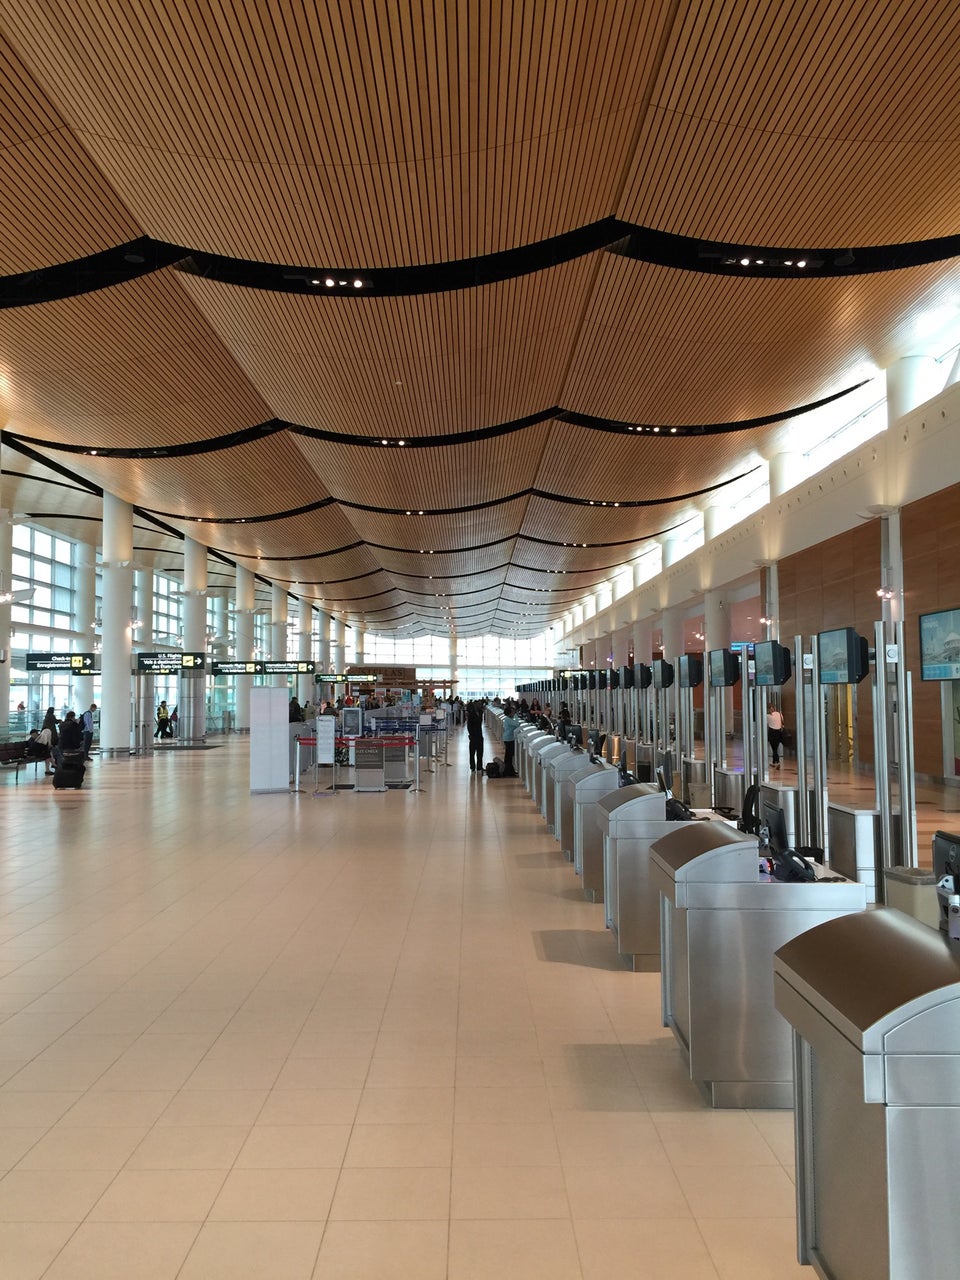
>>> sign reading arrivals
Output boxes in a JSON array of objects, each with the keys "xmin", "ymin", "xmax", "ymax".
[
  {"xmin": 137, "ymin": 652, "xmax": 206, "ymax": 675},
  {"xmin": 26, "ymin": 652, "xmax": 98, "ymax": 674},
  {"xmin": 211, "ymin": 660, "xmax": 265, "ymax": 676}
]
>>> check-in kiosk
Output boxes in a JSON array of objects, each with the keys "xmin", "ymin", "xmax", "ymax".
[
  {"xmin": 514, "ymin": 721, "xmax": 541, "ymax": 776},
  {"xmin": 521, "ymin": 730, "xmax": 553, "ymax": 794},
  {"xmin": 774, "ymin": 909, "xmax": 960, "ymax": 1279},
  {"xmin": 558, "ymin": 756, "xmax": 607, "ymax": 860},
  {"xmin": 596, "ymin": 782, "xmax": 671, "ymax": 970},
  {"xmin": 567, "ymin": 760, "xmax": 620, "ymax": 899},
  {"xmin": 550, "ymin": 745, "xmax": 591, "ymax": 852},
  {"xmin": 530, "ymin": 735, "xmax": 563, "ymax": 810},
  {"xmin": 537, "ymin": 740, "xmax": 569, "ymax": 828},
  {"xmin": 651, "ymin": 823, "xmax": 867, "ymax": 1107}
]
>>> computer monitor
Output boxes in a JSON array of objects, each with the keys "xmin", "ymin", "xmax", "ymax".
[
  {"xmin": 657, "ymin": 751, "xmax": 674, "ymax": 792},
  {"xmin": 608, "ymin": 668, "xmax": 620, "ymax": 690},
  {"xmin": 761, "ymin": 800, "xmax": 790, "ymax": 855},
  {"xmin": 708, "ymin": 648, "xmax": 741, "ymax": 687},
  {"xmin": 636, "ymin": 663, "xmax": 652, "ymax": 689},
  {"xmin": 817, "ymin": 627, "xmax": 870, "ymax": 684},
  {"xmin": 677, "ymin": 654, "xmax": 703, "ymax": 688},
  {"xmin": 620, "ymin": 665, "xmax": 635, "ymax": 689},
  {"xmin": 932, "ymin": 830, "xmax": 960, "ymax": 881},
  {"xmin": 566, "ymin": 723, "xmax": 584, "ymax": 747},
  {"xmin": 754, "ymin": 640, "xmax": 792, "ymax": 686},
  {"xmin": 652, "ymin": 658, "xmax": 675, "ymax": 689},
  {"xmin": 655, "ymin": 766, "xmax": 669, "ymax": 794},
  {"xmin": 919, "ymin": 608, "xmax": 960, "ymax": 681},
  {"xmin": 588, "ymin": 730, "xmax": 605, "ymax": 757}
]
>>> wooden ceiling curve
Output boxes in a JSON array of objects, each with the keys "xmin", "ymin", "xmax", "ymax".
[{"xmin": 1, "ymin": 1, "xmax": 959, "ymax": 637}]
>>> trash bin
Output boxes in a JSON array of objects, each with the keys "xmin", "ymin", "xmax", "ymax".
[
  {"xmin": 774, "ymin": 908, "xmax": 960, "ymax": 1279},
  {"xmin": 651, "ymin": 823, "xmax": 867, "ymax": 1107}
]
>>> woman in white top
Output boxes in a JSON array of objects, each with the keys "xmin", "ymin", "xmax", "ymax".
[{"xmin": 766, "ymin": 705, "xmax": 785, "ymax": 769}]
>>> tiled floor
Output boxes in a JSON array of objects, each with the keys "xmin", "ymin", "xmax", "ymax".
[{"xmin": 0, "ymin": 734, "xmax": 809, "ymax": 1278}]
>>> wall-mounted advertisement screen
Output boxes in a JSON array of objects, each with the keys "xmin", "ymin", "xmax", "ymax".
[{"xmin": 919, "ymin": 608, "xmax": 960, "ymax": 681}]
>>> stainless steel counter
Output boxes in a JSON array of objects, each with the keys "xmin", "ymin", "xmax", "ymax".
[{"xmin": 651, "ymin": 824, "xmax": 867, "ymax": 1108}]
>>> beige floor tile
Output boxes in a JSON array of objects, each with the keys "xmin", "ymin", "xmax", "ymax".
[
  {"xmin": 453, "ymin": 1122, "xmax": 560, "ymax": 1168},
  {"xmin": 747, "ymin": 1109, "xmax": 797, "ymax": 1168},
  {"xmin": 675, "ymin": 1163, "xmax": 798, "ymax": 1218},
  {"xmin": 654, "ymin": 1113, "xmax": 781, "ymax": 1167},
  {"xmin": 177, "ymin": 1220, "xmax": 325, "ymax": 1280},
  {"xmin": 330, "ymin": 1166, "xmax": 450, "ymax": 1220},
  {"xmin": 15, "ymin": 1125, "xmax": 145, "ymax": 1171},
  {"xmin": 0, "ymin": 1128, "xmax": 47, "ymax": 1173},
  {"xmin": 0, "ymin": 1093, "xmax": 81, "ymax": 1127},
  {"xmin": 274, "ymin": 1057, "xmax": 371, "ymax": 1090},
  {"xmin": 0, "ymin": 1169, "xmax": 115, "ymax": 1221},
  {"xmin": 454, "ymin": 1085, "xmax": 553, "ymax": 1124},
  {"xmin": 157, "ymin": 1089, "xmax": 267, "ymax": 1127},
  {"xmin": 454, "ymin": 1055, "xmax": 545, "ymax": 1088},
  {"xmin": 89, "ymin": 1169, "xmax": 225, "ymax": 1221},
  {"xmin": 41, "ymin": 1221, "xmax": 200, "ymax": 1280},
  {"xmin": 554, "ymin": 1113, "xmax": 670, "ymax": 1167},
  {"xmin": 451, "ymin": 1164, "xmax": 570, "ymax": 1219},
  {"xmin": 183, "ymin": 1057, "xmax": 285, "ymax": 1091},
  {"xmin": 344, "ymin": 1122, "xmax": 453, "ymax": 1168},
  {"xmin": 564, "ymin": 1163, "xmax": 692, "ymax": 1219},
  {"xmin": 258, "ymin": 1088, "xmax": 361, "ymax": 1126},
  {"xmin": 236, "ymin": 1125, "xmax": 352, "ymax": 1169},
  {"xmin": 0, "ymin": 1221, "xmax": 77, "ymax": 1280},
  {"xmin": 356, "ymin": 1085, "xmax": 455, "ymax": 1125},
  {"xmin": 209, "ymin": 1168, "xmax": 338, "ymax": 1221},
  {"xmin": 126, "ymin": 1125, "xmax": 248, "ymax": 1170},
  {"xmin": 313, "ymin": 1220, "xmax": 448, "ymax": 1280},
  {"xmin": 698, "ymin": 1217, "xmax": 811, "ymax": 1279},
  {"xmin": 448, "ymin": 1218, "xmax": 582, "ymax": 1280},
  {"xmin": 58, "ymin": 1091, "xmax": 173, "ymax": 1128},
  {"xmin": 575, "ymin": 1217, "xmax": 721, "ymax": 1279}
]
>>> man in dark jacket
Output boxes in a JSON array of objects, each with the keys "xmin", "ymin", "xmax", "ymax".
[{"xmin": 466, "ymin": 700, "xmax": 484, "ymax": 774}]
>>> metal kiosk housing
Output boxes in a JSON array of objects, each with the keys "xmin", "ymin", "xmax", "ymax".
[
  {"xmin": 596, "ymin": 783, "xmax": 669, "ymax": 970},
  {"xmin": 536, "ymin": 740, "xmax": 569, "ymax": 829},
  {"xmin": 568, "ymin": 761, "xmax": 620, "ymax": 900},
  {"xmin": 651, "ymin": 823, "xmax": 867, "ymax": 1107},
  {"xmin": 550, "ymin": 747, "xmax": 592, "ymax": 856},
  {"xmin": 558, "ymin": 758, "xmax": 609, "ymax": 863},
  {"xmin": 774, "ymin": 909, "xmax": 960, "ymax": 1280}
]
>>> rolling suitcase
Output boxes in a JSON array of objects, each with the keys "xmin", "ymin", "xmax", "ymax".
[{"xmin": 53, "ymin": 750, "xmax": 86, "ymax": 790}]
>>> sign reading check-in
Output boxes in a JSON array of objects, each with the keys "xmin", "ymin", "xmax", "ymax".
[{"xmin": 26, "ymin": 652, "xmax": 98, "ymax": 675}]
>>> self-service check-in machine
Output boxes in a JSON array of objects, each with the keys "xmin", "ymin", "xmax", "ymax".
[
  {"xmin": 651, "ymin": 822, "xmax": 867, "ymax": 1107},
  {"xmin": 537, "ymin": 740, "xmax": 569, "ymax": 829},
  {"xmin": 550, "ymin": 745, "xmax": 591, "ymax": 852},
  {"xmin": 558, "ymin": 757, "xmax": 608, "ymax": 861},
  {"xmin": 596, "ymin": 782, "xmax": 673, "ymax": 970},
  {"xmin": 521, "ymin": 730, "xmax": 553, "ymax": 794},
  {"xmin": 568, "ymin": 760, "xmax": 620, "ymax": 900},
  {"xmin": 774, "ymin": 909, "xmax": 960, "ymax": 1279},
  {"xmin": 530, "ymin": 735, "xmax": 564, "ymax": 810}
]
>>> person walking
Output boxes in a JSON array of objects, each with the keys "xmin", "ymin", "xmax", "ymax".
[
  {"xmin": 155, "ymin": 701, "xmax": 171, "ymax": 739},
  {"xmin": 767, "ymin": 703, "xmax": 785, "ymax": 769},
  {"xmin": 466, "ymin": 699, "xmax": 485, "ymax": 774}
]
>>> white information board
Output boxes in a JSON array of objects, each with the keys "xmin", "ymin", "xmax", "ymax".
[
  {"xmin": 250, "ymin": 687, "xmax": 290, "ymax": 793},
  {"xmin": 315, "ymin": 715, "xmax": 336, "ymax": 765}
]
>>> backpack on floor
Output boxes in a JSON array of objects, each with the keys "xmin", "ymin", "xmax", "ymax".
[{"xmin": 485, "ymin": 759, "xmax": 502, "ymax": 778}]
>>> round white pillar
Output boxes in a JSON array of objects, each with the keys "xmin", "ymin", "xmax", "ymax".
[
  {"xmin": 180, "ymin": 538, "xmax": 208, "ymax": 743},
  {"xmin": 767, "ymin": 452, "xmax": 800, "ymax": 499},
  {"xmin": 886, "ymin": 354, "xmax": 941, "ymax": 422},
  {"xmin": 234, "ymin": 565, "xmax": 256, "ymax": 732},
  {"xmin": 660, "ymin": 537, "xmax": 684, "ymax": 569},
  {"xmin": 297, "ymin": 597, "xmax": 314, "ymax": 704},
  {"xmin": 270, "ymin": 582, "xmax": 288, "ymax": 688},
  {"xmin": 100, "ymin": 493, "xmax": 134, "ymax": 755},
  {"xmin": 0, "ymin": 508, "xmax": 12, "ymax": 718},
  {"xmin": 330, "ymin": 617, "xmax": 345, "ymax": 674},
  {"xmin": 134, "ymin": 568, "xmax": 154, "ymax": 743},
  {"xmin": 703, "ymin": 504, "xmax": 725, "ymax": 542}
]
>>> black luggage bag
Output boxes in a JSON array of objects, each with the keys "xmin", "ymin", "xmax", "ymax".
[{"xmin": 53, "ymin": 750, "xmax": 86, "ymax": 790}]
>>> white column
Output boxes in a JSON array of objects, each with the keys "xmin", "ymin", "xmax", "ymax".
[
  {"xmin": 271, "ymin": 582, "xmax": 288, "ymax": 688},
  {"xmin": 632, "ymin": 619, "xmax": 653, "ymax": 667},
  {"xmin": 315, "ymin": 610, "xmax": 330, "ymax": 672},
  {"xmin": 660, "ymin": 536, "xmax": 684, "ymax": 569},
  {"xmin": 330, "ymin": 617, "xmax": 345, "ymax": 673},
  {"xmin": 703, "ymin": 504, "xmax": 725, "ymax": 542},
  {"xmin": 297, "ymin": 597, "xmax": 314, "ymax": 704},
  {"xmin": 179, "ymin": 538, "xmax": 208, "ymax": 743},
  {"xmin": 100, "ymin": 492, "xmax": 134, "ymax": 755},
  {"xmin": 767, "ymin": 452, "xmax": 800, "ymax": 499},
  {"xmin": 0, "ymin": 508, "xmax": 11, "ymax": 718},
  {"xmin": 659, "ymin": 605, "xmax": 684, "ymax": 663},
  {"xmin": 704, "ymin": 587, "xmax": 734, "ymax": 734},
  {"xmin": 234, "ymin": 565, "xmax": 256, "ymax": 733},
  {"xmin": 134, "ymin": 568, "xmax": 154, "ymax": 743},
  {"xmin": 886, "ymin": 354, "xmax": 941, "ymax": 422}
]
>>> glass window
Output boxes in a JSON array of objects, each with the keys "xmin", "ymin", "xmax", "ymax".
[{"xmin": 34, "ymin": 531, "xmax": 52, "ymax": 559}]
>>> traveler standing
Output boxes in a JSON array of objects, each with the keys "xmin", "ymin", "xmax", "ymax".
[
  {"xmin": 81, "ymin": 703, "xmax": 97, "ymax": 760},
  {"xmin": 767, "ymin": 704, "xmax": 785, "ymax": 769},
  {"xmin": 466, "ymin": 700, "xmax": 485, "ymax": 774},
  {"xmin": 501, "ymin": 702, "xmax": 520, "ymax": 777}
]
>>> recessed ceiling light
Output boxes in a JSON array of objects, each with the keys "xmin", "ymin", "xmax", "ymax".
[{"xmin": 324, "ymin": 278, "xmax": 335, "ymax": 287}]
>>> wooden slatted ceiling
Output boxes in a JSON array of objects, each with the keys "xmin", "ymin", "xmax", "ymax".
[
  {"xmin": 0, "ymin": 34, "xmax": 140, "ymax": 273},
  {"xmin": 619, "ymin": 0, "xmax": 960, "ymax": 244},
  {"xmin": 561, "ymin": 256, "xmax": 960, "ymax": 426},
  {"xmin": 177, "ymin": 260, "xmax": 593, "ymax": 444},
  {"xmin": 0, "ymin": 275, "xmax": 274, "ymax": 448},
  {"xmin": 0, "ymin": 0, "xmax": 665, "ymax": 265}
]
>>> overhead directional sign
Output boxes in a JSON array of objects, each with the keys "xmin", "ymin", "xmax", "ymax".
[
  {"xmin": 262, "ymin": 660, "xmax": 315, "ymax": 674},
  {"xmin": 26, "ymin": 652, "xmax": 98, "ymax": 673},
  {"xmin": 211, "ymin": 660, "xmax": 265, "ymax": 676},
  {"xmin": 315, "ymin": 671, "xmax": 380, "ymax": 683},
  {"xmin": 137, "ymin": 651, "xmax": 206, "ymax": 674}
]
